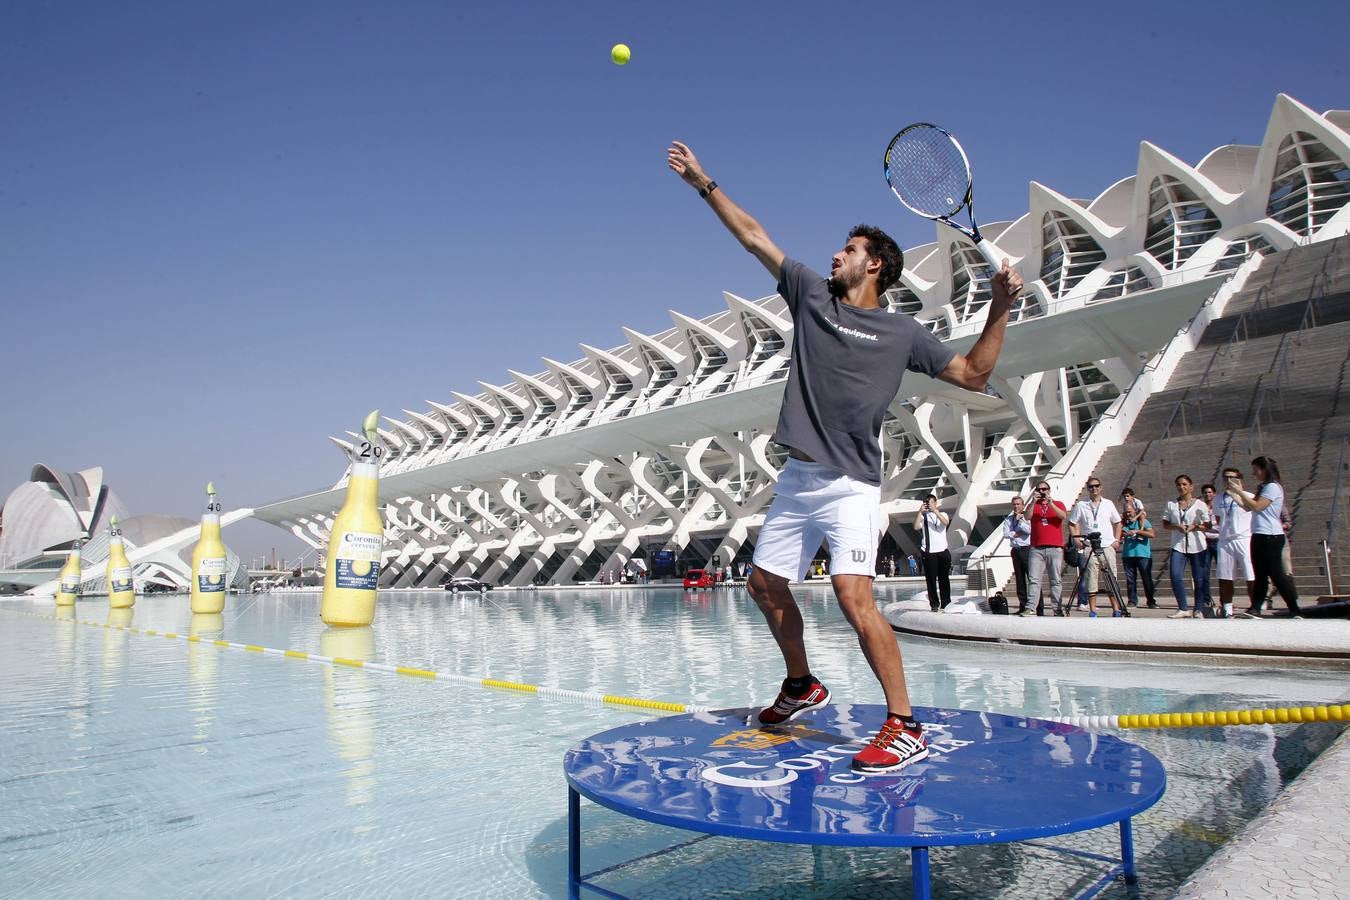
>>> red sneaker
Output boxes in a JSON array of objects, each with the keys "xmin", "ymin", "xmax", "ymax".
[
  {"xmin": 851, "ymin": 716, "xmax": 928, "ymax": 773},
  {"xmin": 756, "ymin": 677, "xmax": 830, "ymax": 726}
]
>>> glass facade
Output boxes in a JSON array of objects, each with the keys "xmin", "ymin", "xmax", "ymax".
[
  {"xmin": 1267, "ymin": 132, "xmax": 1350, "ymax": 237},
  {"xmin": 1144, "ymin": 176, "xmax": 1221, "ymax": 270},
  {"xmin": 1040, "ymin": 211, "xmax": 1107, "ymax": 298}
]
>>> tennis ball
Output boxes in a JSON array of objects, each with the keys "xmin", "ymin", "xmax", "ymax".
[{"xmin": 611, "ymin": 43, "xmax": 631, "ymax": 65}]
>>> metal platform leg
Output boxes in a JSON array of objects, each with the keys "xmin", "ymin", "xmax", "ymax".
[
  {"xmin": 569, "ymin": 787, "xmax": 581, "ymax": 899},
  {"xmin": 1119, "ymin": 817, "xmax": 1136, "ymax": 884},
  {"xmin": 911, "ymin": 846, "xmax": 931, "ymax": 900}
]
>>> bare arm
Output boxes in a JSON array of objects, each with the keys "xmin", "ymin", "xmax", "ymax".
[
  {"xmin": 668, "ymin": 141, "xmax": 785, "ymax": 279},
  {"xmin": 936, "ymin": 261, "xmax": 1023, "ymax": 390},
  {"xmin": 1231, "ymin": 487, "xmax": 1272, "ymax": 512}
]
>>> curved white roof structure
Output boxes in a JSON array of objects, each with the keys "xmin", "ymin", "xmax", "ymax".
[
  {"xmin": 0, "ymin": 464, "xmax": 127, "ymax": 572},
  {"xmin": 255, "ymin": 94, "xmax": 1350, "ymax": 588}
]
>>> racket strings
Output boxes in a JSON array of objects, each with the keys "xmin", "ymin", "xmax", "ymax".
[{"xmin": 885, "ymin": 127, "xmax": 971, "ymax": 219}]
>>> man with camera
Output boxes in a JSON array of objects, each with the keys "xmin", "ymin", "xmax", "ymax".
[
  {"xmin": 1003, "ymin": 496, "xmax": 1032, "ymax": 616},
  {"xmin": 1069, "ymin": 476, "xmax": 1123, "ymax": 617},
  {"xmin": 1215, "ymin": 466, "xmax": 1256, "ymax": 619},
  {"xmin": 1023, "ymin": 480, "xmax": 1068, "ymax": 616},
  {"xmin": 914, "ymin": 494, "xmax": 952, "ymax": 611}
]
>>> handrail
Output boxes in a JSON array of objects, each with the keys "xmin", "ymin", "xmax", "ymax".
[
  {"xmin": 1327, "ymin": 435, "xmax": 1349, "ymax": 547},
  {"xmin": 1319, "ymin": 435, "xmax": 1349, "ymax": 597},
  {"xmin": 1243, "ymin": 241, "xmax": 1340, "ymax": 457},
  {"xmin": 1121, "ymin": 238, "xmax": 1340, "ymax": 490}
]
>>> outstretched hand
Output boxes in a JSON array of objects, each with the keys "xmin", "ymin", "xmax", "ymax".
[
  {"xmin": 667, "ymin": 140, "xmax": 708, "ymax": 188},
  {"xmin": 991, "ymin": 259, "xmax": 1024, "ymax": 306}
]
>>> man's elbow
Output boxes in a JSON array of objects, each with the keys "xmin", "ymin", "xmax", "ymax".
[{"xmin": 958, "ymin": 363, "xmax": 991, "ymax": 392}]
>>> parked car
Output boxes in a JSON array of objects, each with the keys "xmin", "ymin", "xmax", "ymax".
[
  {"xmin": 443, "ymin": 576, "xmax": 491, "ymax": 593},
  {"xmin": 683, "ymin": 568, "xmax": 714, "ymax": 589}
]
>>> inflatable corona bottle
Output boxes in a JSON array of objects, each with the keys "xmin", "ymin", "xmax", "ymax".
[
  {"xmin": 190, "ymin": 482, "xmax": 229, "ymax": 614},
  {"xmin": 55, "ymin": 541, "xmax": 83, "ymax": 607},
  {"xmin": 107, "ymin": 515, "xmax": 136, "ymax": 609},
  {"xmin": 321, "ymin": 410, "xmax": 385, "ymax": 627}
]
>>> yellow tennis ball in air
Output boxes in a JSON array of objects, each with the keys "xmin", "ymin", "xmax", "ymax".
[{"xmin": 611, "ymin": 43, "xmax": 631, "ymax": 65}]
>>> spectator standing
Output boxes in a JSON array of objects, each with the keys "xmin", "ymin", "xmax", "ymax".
[
  {"xmin": 906, "ymin": 554, "xmax": 918, "ymax": 576},
  {"xmin": 1069, "ymin": 476, "xmax": 1123, "ymax": 617},
  {"xmin": 1214, "ymin": 465, "xmax": 1255, "ymax": 620},
  {"xmin": 1162, "ymin": 474, "xmax": 1212, "ymax": 618},
  {"xmin": 1120, "ymin": 504, "xmax": 1157, "ymax": 608},
  {"xmin": 1120, "ymin": 487, "xmax": 1146, "ymax": 520},
  {"xmin": 1200, "ymin": 483, "xmax": 1220, "ymax": 609},
  {"xmin": 1229, "ymin": 456, "xmax": 1300, "ymax": 617},
  {"xmin": 1023, "ymin": 480, "xmax": 1068, "ymax": 616},
  {"xmin": 914, "ymin": 494, "xmax": 952, "ymax": 611},
  {"xmin": 1003, "ymin": 496, "xmax": 1032, "ymax": 615}
]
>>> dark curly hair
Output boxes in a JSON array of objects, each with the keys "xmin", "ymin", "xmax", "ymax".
[{"xmin": 848, "ymin": 224, "xmax": 905, "ymax": 293}]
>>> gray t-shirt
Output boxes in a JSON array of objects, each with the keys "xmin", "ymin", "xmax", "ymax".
[{"xmin": 773, "ymin": 257, "xmax": 956, "ymax": 485}]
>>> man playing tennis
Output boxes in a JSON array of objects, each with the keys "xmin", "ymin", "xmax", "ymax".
[{"xmin": 668, "ymin": 140, "xmax": 1023, "ymax": 773}]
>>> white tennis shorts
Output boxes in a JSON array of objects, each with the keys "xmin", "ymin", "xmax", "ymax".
[
  {"xmin": 1216, "ymin": 538, "xmax": 1254, "ymax": 582},
  {"xmin": 752, "ymin": 459, "xmax": 880, "ymax": 582}
]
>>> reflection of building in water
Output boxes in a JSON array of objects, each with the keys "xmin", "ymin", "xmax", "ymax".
[
  {"xmin": 188, "ymin": 613, "xmax": 224, "ymax": 746},
  {"xmin": 322, "ymin": 627, "xmax": 377, "ymax": 809},
  {"xmin": 255, "ymin": 95, "xmax": 1350, "ymax": 590}
]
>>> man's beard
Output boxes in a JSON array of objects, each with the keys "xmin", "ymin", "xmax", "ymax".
[{"xmin": 827, "ymin": 266, "xmax": 862, "ymax": 297}]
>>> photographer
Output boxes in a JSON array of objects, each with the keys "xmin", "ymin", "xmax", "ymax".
[
  {"xmin": 1003, "ymin": 496, "xmax": 1032, "ymax": 616},
  {"xmin": 1121, "ymin": 501, "xmax": 1158, "ymax": 608},
  {"xmin": 1023, "ymin": 480, "xmax": 1068, "ymax": 616},
  {"xmin": 1069, "ymin": 476, "xmax": 1123, "ymax": 617},
  {"xmin": 1214, "ymin": 466, "xmax": 1255, "ymax": 619},
  {"xmin": 913, "ymin": 494, "xmax": 952, "ymax": 611},
  {"xmin": 1227, "ymin": 456, "xmax": 1300, "ymax": 617}
]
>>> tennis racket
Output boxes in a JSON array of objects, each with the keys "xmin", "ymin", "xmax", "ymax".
[{"xmin": 884, "ymin": 123, "xmax": 1004, "ymax": 273}]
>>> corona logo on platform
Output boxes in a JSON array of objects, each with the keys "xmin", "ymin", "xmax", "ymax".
[
  {"xmin": 711, "ymin": 724, "xmax": 831, "ymax": 751},
  {"xmin": 699, "ymin": 723, "xmax": 972, "ymax": 790}
]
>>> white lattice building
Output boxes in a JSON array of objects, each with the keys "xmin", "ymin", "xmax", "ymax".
[{"xmin": 255, "ymin": 94, "xmax": 1350, "ymax": 587}]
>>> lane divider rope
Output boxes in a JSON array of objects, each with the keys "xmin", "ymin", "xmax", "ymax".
[
  {"xmin": 13, "ymin": 610, "xmax": 1346, "ymax": 727},
  {"xmin": 12, "ymin": 610, "xmax": 710, "ymax": 715},
  {"xmin": 1049, "ymin": 706, "xmax": 1347, "ymax": 730}
]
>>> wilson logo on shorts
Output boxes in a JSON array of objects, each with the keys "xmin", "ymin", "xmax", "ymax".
[{"xmin": 852, "ymin": 550, "xmax": 866, "ymax": 562}]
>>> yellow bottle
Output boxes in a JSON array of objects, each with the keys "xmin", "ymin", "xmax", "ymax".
[
  {"xmin": 55, "ymin": 541, "xmax": 83, "ymax": 607},
  {"xmin": 191, "ymin": 482, "xmax": 229, "ymax": 614},
  {"xmin": 321, "ymin": 410, "xmax": 385, "ymax": 627},
  {"xmin": 107, "ymin": 515, "xmax": 136, "ymax": 609}
]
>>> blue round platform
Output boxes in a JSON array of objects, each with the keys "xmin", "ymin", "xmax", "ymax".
[{"xmin": 564, "ymin": 704, "xmax": 1166, "ymax": 847}]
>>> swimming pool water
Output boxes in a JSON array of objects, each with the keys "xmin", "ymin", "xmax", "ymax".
[{"xmin": 1, "ymin": 586, "xmax": 1344, "ymax": 898}]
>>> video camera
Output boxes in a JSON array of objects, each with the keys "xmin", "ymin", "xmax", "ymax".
[{"xmin": 1082, "ymin": 531, "xmax": 1104, "ymax": 551}]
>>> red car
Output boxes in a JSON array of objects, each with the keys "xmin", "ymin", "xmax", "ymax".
[{"xmin": 683, "ymin": 568, "xmax": 714, "ymax": 589}]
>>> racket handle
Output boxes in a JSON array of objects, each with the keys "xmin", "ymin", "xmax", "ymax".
[{"xmin": 975, "ymin": 238, "xmax": 1005, "ymax": 273}]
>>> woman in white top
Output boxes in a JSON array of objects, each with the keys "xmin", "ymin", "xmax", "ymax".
[
  {"xmin": 1227, "ymin": 456, "xmax": 1300, "ymax": 617},
  {"xmin": 1162, "ymin": 474, "xmax": 1212, "ymax": 618}
]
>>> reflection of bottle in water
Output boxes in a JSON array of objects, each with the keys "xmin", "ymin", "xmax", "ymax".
[
  {"xmin": 103, "ymin": 606, "xmax": 134, "ymax": 684},
  {"xmin": 55, "ymin": 542, "xmax": 83, "ymax": 607},
  {"xmin": 321, "ymin": 626, "xmax": 377, "ymax": 807},
  {"xmin": 107, "ymin": 516, "xmax": 136, "ymax": 609},
  {"xmin": 191, "ymin": 483, "xmax": 229, "ymax": 614},
  {"xmin": 322, "ymin": 411, "xmax": 385, "ymax": 627},
  {"xmin": 188, "ymin": 612, "xmax": 224, "ymax": 744}
]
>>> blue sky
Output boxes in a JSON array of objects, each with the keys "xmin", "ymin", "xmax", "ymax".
[{"xmin": 3, "ymin": 0, "xmax": 1346, "ymax": 561}]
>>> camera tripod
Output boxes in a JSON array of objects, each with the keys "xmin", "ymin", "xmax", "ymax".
[{"xmin": 1066, "ymin": 541, "xmax": 1131, "ymax": 618}]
